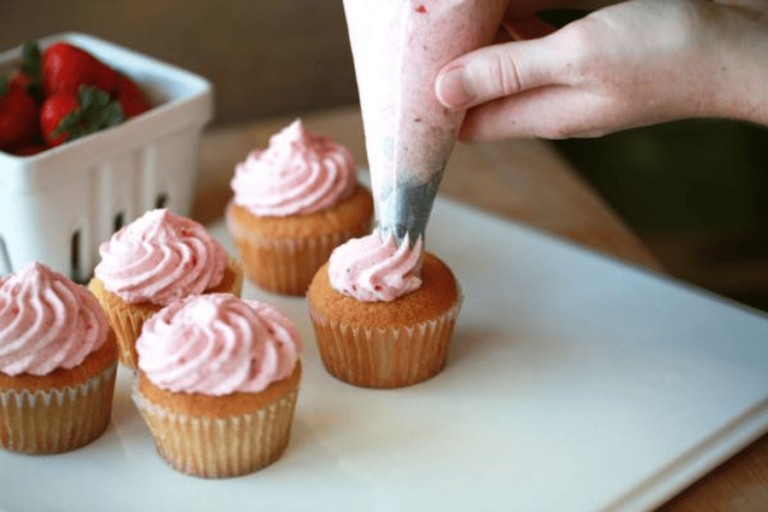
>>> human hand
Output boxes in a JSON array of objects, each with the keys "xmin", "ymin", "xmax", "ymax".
[{"xmin": 436, "ymin": 0, "xmax": 768, "ymax": 141}]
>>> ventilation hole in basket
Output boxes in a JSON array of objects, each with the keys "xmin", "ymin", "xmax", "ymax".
[
  {"xmin": 113, "ymin": 211, "xmax": 125, "ymax": 233},
  {"xmin": 0, "ymin": 236, "xmax": 12, "ymax": 274},
  {"xmin": 71, "ymin": 230, "xmax": 83, "ymax": 284},
  {"xmin": 155, "ymin": 193, "xmax": 168, "ymax": 209}
]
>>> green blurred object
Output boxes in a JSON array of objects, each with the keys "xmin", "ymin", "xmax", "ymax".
[
  {"xmin": 554, "ymin": 120, "xmax": 768, "ymax": 312},
  {"xmin": 554, "ymin": 121, "xmax": 768, "ymax": 233}
]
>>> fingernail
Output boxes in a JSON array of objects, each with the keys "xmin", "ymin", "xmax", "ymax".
[{"xmin": 437, "ymin": 67, "xmax": 476, "ymax": 109}]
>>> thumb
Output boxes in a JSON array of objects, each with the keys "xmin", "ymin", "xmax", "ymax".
[{"xmin": 435, "ymin": 33, "xmax": 567, "ymax": 111}]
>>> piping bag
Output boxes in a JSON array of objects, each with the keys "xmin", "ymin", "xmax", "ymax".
[{"xmin": 343, "ymin": 0, "xmax": 507, "ymax": 246}]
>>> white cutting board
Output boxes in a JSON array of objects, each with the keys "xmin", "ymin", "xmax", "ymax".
[{"xmin": 1, "ymin": 196, "xmax": 766, "ymax": 512}]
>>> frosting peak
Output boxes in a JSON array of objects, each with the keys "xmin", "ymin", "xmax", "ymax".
[
  {"xmin": 137, "ymin": 294, "xmax": 302, "ymax": 395},
  {"xmin": 94, "ymin": 209, "xmax": 228, "ymax": 306},
  {"xmin": 328, "ymin": 229, "xmax": 423, "ymax": 302},
  {"xmin": 230, "ymin": 119, "xmax": 357, "ymax": 217},
  {"xmin": 0, "ymin": 262, "xmax": 109, "ymax": 376}
]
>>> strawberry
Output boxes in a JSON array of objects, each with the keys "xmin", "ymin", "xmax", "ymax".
[
  {"xmin": 40, "ymin": 93, "xmax": 79, "ymax": 147},
  {"xmin": 10, "ymin": 73, "xmax": 32, "ymax": 90},
  {"xmin": 0, "ymin": 76, "xmax": 39, "ymax": 152},
  {"xmin": 13, "ymin": 145, "xmax": 47, "ymax": 156},
  {"xmin": 115, "ymin": 74, "xmax": 151, "ymax": 118},
  {"xmin": 43, "ymin": 42, "xmax": 118, "ymax": 97},
  {"xmin": 41, "ymin": 85, "xmax": 124, "ymax": 147}
]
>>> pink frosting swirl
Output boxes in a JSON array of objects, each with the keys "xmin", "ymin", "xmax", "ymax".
[
  {"xmin": 95, "ymin": 209, "xmax": 228, "ymax": 306},
  {"xmin": 136, "ymin": 293, "xmax": 302, "ymax": 395},
  {"xmin": 230, "ymin": 119, "xmax": 357, "ymax": 216},
  {"xmin": 0, "ymin": 262, "xmax": 109, "ymax": 376},
  {"xmin": 328, "ymin": 229, "xmax": 423, "ymax": 302}
]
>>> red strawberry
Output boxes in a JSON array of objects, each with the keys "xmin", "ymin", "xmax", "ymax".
[
  {"xmin": 115, "ymin": 74, "xmax": 151, "ymax": 118},
  {"xmin": 10, "ymin": 73, "xmax": 32, "ymax": 90},
  {"xmin": 41, "ymin": 85, "xmax": 124, "ymax": 147},
  {"xmin": 0, "ymin": 76, "xmax": 39, "ymax": 151},
  {"xmin": 13, "ymin": 145, "xmax": 47, "ymax": 156},
  {"xmin": 40, "ymin": 93, "xmax": 79, "ymax": 147},
  {"xmin": 43, "ymin": 42, "xmax": 118, "ymax": 97}
]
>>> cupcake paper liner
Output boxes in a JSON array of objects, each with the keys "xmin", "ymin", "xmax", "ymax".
[
  {"xmin": 132, "ymin": 380, "xmax": 300, "ymax": 478},
  {"xmin": 228, "ymin": 255, "xmax": 245, "ymax": 298},
  {"xmin": 0, "ymin": 362, "xmax": 117, "ymax": 454},
  {"xmin": 309, "ymin": 298, "xmax": 463, "ymax": 388},
  {"xmin": 101, "ymin": 302, "xmax": 156, "ymax": 369},
  {"xmin": 230, "ymin": 217, "xmax": 371, "ymax": 296}
]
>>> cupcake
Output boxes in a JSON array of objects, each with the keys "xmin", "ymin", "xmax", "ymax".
[
  {"xmin": 132, "ymin": 293, "xmax": 303, "ymax": 478},
  {"xmin": 226, "ymin": 119, "xmax": 373, "ymax": 296},
  {"xmin": 89, "ymin": 209, "xmax": 243, "ymax": 369},
  {"xmin": 0, "ymin": 262, "xmax": 118, "ymax": 454},
  {"xmin": 307, "ymin": 229, "xmax": 462, "ymax": 388}
]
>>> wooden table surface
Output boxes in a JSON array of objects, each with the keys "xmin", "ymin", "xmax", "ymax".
[{"xmin": 193, "ymin": 106, "xmax": 768, "ymax": 512}]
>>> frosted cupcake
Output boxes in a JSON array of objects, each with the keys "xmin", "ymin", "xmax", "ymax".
[
  {"xmin": 307, "ymin": 230, "xmax": 461, "ymax": 388},
  {"xmin": 89, "ymin": 209, "xmax": 243, "ymax": 369},
  {"xmin": 132, "ymin": 293, "xmax": 303, "ymax": 478},
  {"xmin": 0, "ymin": 262, "xmax": 118, "ymax": 454},
  {"xmin": 227, "ymin": 119, "xmax": 373, "ymax": 296}
]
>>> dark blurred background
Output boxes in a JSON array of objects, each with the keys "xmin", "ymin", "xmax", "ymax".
[{"xmin": 2, "ymin": 2, "xmax": 767, "ymax": 311}]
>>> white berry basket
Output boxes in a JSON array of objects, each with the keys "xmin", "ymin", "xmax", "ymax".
[{"xmin": 0, "ymin": 32, "xmax": 213, "ymax": 282}]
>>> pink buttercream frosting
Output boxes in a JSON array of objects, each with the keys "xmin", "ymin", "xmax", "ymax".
[
  {"xmin": 95, "ymin": 209, "xmax": 228, "ymax": 306},
  {"xmin": 0, "ymin": 262, "xmax": 109, "ymax": 376},
  {"xmin": 136, "ymin": 293, "xmax": 302, "ymax": 395},
  {"xmin": 230, "ymin": 119, "xmax": 357, "ymax": 217},
  {"xmin": 328, "ymin": 228, "xmax": 423, "ymax": 302}
]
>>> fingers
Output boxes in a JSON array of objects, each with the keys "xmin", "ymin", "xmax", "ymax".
[
  {"xmin": 435, "ymin": 35, "xmax": 569, "ymax": 110},
  {"xmin": 457, "ymin": 86, "xmax": 616, "ymax": 141}
]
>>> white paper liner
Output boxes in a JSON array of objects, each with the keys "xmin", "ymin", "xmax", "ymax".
[
  {"xmin": 228, "ymin": 210, "xmax": 371, "ymax": 296},
  {"xmin": 310, "ymin": 296, "xmax": 463, "ymax": 388},
  {"xmin": 132, "ymin": 382, "xmax": 300, "ymax": 478},
  {"xmin": 229, "ymin": 255, "xmax": 245, "ymax": 297},
  {"xmin": 0, "ymin": 362, "xmax": 117, "ymax": 454},
  {"xmin": 100, "ymin": 302, "xmax": 153, "ymax": 369}
]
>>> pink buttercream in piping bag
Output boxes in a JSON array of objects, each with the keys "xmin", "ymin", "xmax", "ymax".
[
  {"xmin": 0, "ymin": 262, "xmax": 109, "ymax": 376},
  {"xmin": 137, "ymin": 293, "xmax": 302, "ymax": 395},
  {"xmin": 95, "ymin": 209, "xmax": 228, "ymax": 307},
  {"xmin": 328, "ymin": 228, "xmax": 423, "ymax": 302},
  {"xmin": 230, "ymin": 119, "xmax": 357, "ymax": 217},
  {"xmin": 343, "ymin": 0, "xmax": 507, "ymax": 243}
]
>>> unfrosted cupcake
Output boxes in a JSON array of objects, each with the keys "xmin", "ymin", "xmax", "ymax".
[
  {"xmin": 0, "ymin": 262, "xmax": 118, "ymax": 454},
  {"xmin": 226, "ymin": 119, "xmax": 373, "ymax": 296},
  {"xmin": 132, "ymin": 293, "xmax": 303, "ymax": 478},
  {"xmin": 89, "ymin": 209, "xmax": 243, "ymax": 369},
  {"xmin": 307, "ymin": 230, "xmax": 461, "ymax": 388}
]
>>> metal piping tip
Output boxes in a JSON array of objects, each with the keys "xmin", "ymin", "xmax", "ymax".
[{"xmin": 375, "ymin": 172, "xmax": 443, "ymax": 247}]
